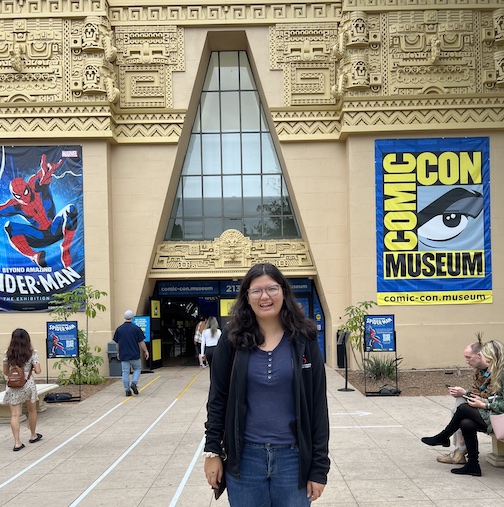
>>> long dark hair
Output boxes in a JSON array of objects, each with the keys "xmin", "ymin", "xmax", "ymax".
[
  {"xmin": 228, "ymin": 263, "xmax": 317, "ymax": 349},
  {"xmin": 6, "ymin": 328, "xmax": 33, "ymax": 366}
]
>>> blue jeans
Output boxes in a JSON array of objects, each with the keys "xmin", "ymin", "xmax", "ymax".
[
  {"xmin": 226, "ymin": 443, "xmax": 310, "ymax": 507},
  {"xmin": 121, "ymin": 359, "xmax": 141, "ymax": 391}
]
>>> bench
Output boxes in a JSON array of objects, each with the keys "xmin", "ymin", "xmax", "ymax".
[
  {"xmin": 0, "ymin": 383, "xmax": 59, "ymax": 424},
  {"xmin": 486, "ymin": 434, "xmax": 504, "ymax": 467}
]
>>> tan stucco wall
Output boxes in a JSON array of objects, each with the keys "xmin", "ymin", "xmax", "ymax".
[
  {"xmin": 344, "ymin": 134, "xmax": 504, "ymax": 369},
  {"xmin": 2, "ymin": 24, "xmax": 504, "ymax": 377}
]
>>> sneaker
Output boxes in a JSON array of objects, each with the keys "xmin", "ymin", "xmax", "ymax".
[
  {"xmin": 437, "ymin": 450, "xmax": 467, "ymax": 464},
  {"xmin": 125, "ymin": 390, "xmax": 132, "ymax": 397},
  {"xmin": 131, "ymin": 383, "xmax": 139, "ymax": 395}
]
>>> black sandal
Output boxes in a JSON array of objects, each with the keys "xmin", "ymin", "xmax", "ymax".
[
  {"xmin": 13, "ymin": 443, "xmax": 25, "ymax": 451},
  {"xmin": 29, "ymin": 433, "xmax": 42, "ymax": 443}
]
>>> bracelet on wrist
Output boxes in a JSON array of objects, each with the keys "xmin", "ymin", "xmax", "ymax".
[{"xmin": 202, "ymin": 451, "xmax": 220, "ymax": 458}]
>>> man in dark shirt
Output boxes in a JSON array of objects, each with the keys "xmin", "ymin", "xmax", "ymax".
[{"xmin": 113, "ymin": 310, "xmax": 149, "ymax": 396}]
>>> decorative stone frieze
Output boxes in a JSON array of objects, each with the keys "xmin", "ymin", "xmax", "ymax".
[
  {"xmin": 270, "ymin": 108, "xmax": 341, "ymax": 141},
  {"xmin": 114, "ymin": 25, "xmax": 184, "ymax": 109},
  {"xmin": 150, "ymin": 230, "xmax": 316, "ymax": 279},
  {"xmin": 269, "ymin": 23, "xmax": 339, "ymax": 106}
]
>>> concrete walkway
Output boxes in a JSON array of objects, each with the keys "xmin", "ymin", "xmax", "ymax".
[{"xmin": 0, "ymin": 366, "xmax": 503, "ymax": 507}]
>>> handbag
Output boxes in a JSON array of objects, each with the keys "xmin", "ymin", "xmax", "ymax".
[{"xmin": 490, "ymin": 412, "xmax": 504, "ymax": 441}]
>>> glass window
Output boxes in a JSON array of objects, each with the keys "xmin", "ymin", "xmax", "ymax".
[
  {"xmin": 220, "ymin": 52, "xmax": 240, "ymax": 91},
  {"xmin": 202, "ymin": 134, "xmax": 221, "ymax": 175},
  {"xmin": 241, "ymin": 92, "xmax": 260, "ymax": 132},
  {"xmin": 184, "ymin": 219, "xmax": 204, "ymax": 240},
  {"xmin": 166, "ymin": 50, "xmax": 301, "ymax": 241},
  {"xmin": 221, "ymin": 92, "xmax": 240, "ymax": 132},
  {"xmin": 239, "ymin": 52, "xmax": 255, "ymax": 90},
  {"xmin": 205, "ymin": 217, "xmax": 223, "ymax": 239},
  {"xmin": 203, "ymin": 53, "xmax": 219, "ymax": 91},
  {"xmin": 183, "ymin": 135, "xmax": 202, "ymax": 175},
  {"xmin": 201, "ymin": 92, "xmax": 220, "ymax": 132},
  {"xmin": 222, "ymin": 134, "xmax": 241, "ymax": 174},
  {"xmin": 182, "ymin": 177, "xmax": 202, "ymax": 217},
  {"xmin": 242, "ymin": 133, "xmax": 261, "ymax": 174}
]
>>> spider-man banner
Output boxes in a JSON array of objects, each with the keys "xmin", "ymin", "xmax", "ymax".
[
  {"xmin": 375, "ymin": 137, "xmax": 491, "ymax": 305},
  {"xmin": 0, "ymin": 146, "xmax": 84, "ymax": 311}
]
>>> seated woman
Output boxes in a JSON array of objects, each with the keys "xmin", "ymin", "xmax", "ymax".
[{"xmin": 421, "ymin": 340, "xmax": 504, "ymax": 476}]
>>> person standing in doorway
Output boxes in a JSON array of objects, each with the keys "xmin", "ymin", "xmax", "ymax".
[
  {"xmin": 194, "ymin": 316, "xmax": 208, "ymax": 367},
  {"xmin": 200, "ymin": 316, "xmax": 221, "ymax": 374},
  {"xmin": 2, "ymin": 328, "xmax": 43, "ymax": 451},
  {"xmin": 114, "ymin": 310, "xmax": 149, "ymax": 396}
]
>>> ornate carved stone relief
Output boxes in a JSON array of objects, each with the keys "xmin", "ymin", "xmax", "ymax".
[
  {"xmin": 270, "ymin": 108, "xmax": 341, "ymax": 141},
  {"xmin": 0, "ymin": 18, "xmax": 64, "ymax": 103},
  {"xmin": 328, "ymin": 5, "xmax": 504, "ymax": 134},
  {"xmin": 150, "ymin": 230, "xmax": 316, "ymax": 279},
  {"xmin": 114, "ymin": 26, "xmax": 184, "ymax": 109},
  {"xmin": 0, "ymin": 16, "xmax": 119, "ymax": 104},
  {"xmin": 269, "ymin": 23, "xmax": 339, "ymax": 106},
  {"xmin": 108, "ymin": 3, "xmax": 341, "ymax": 25},
  {"xmin": 71, "ymin": 16, "xmax": 119, "ymax": 103}
]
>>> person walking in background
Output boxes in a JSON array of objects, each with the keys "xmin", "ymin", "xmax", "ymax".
[
  {"xmin": 204, "ymin": 263, "xmax": 330, "ymax": 506},
  {"xmin": 194, "ymin": 316, "xmax": 207, "ymax": 367},
  {"xmin": 114, "ymin": 310, "xmax": 149, "ymax": 397},
  {"xmin": 421, "ymin": 340, "xmax": 504, "ymax": 476},
  {"xmin": 437, "ymin": 341, "xmax": 492, "ymax": 465},
  {"xmin": 200, "ymin": 316, "xmax": 221, "ymax": 374},
  {"xmin": 2, "ymin": 328, "xmax": 42, "ymax": 451}
]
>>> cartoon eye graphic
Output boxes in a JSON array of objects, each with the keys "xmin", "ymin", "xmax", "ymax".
[{"xmin": 417, "ymin": 188, "xmax": 483, "ymax": 242}]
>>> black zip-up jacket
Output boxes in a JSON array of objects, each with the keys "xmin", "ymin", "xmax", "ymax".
[{"xmin": 204, "ymin": 327, "xmax": 330, "ymax": 488}]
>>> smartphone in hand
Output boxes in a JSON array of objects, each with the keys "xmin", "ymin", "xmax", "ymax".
[{"xmin": 462, "ymin": 394, "xmax": 473, "ymax": 400}]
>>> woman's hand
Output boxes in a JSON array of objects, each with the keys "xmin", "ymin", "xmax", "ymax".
[
  {"xmin": 448, "ymin": 386, "xmax": 466, "ymax": 398},
  {"xmin": 467, "ymin": 394, "xmax": 486, "ymax": 409},
  {"xmin": 204, "ymin": 456, "xmax": 223, "ymax": 489},
  {"xmin": 306, "ymin": 481, "xmax": 325, "ymax": 501}
]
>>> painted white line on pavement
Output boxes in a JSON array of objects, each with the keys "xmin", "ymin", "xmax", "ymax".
[
  {"xmin": 69, "ymin": 398, "xmax": 179, "ymax": 506},
  {"xmin": 0, "ymin": 402, "xmax": 125, "ymax": 490},
  {"xmin": 69, "ymin": 371, "xmax": 203, "ymax": 506},
  {"xmin": 169, "ymin": 435, "xmax": 206, "ymax": 507}
]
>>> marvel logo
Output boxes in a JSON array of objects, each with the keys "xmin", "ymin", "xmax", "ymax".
[{"xmin": 61, "ymin": 150, "xmax": 78, "ymax": 157}]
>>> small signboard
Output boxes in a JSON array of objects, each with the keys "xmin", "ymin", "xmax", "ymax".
[
  {"xmin": 364, "ymin": 315, "xmax": 395, "ymax": 352},
  {"xmin": 133, "ymin": 315, "xmax": 151, "ymax": 343},
  {"xmin": 46, "ymin": 321, "xmax": 79, "ymax": 358}
]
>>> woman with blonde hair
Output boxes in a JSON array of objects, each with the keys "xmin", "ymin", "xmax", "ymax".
[
  {"xmin": 421, "ymin": 340, "xmax": 504, "ymax": 476},
  {"xmin": 2, "ymin": 328, "xmax": 42, "ymax": 451}
]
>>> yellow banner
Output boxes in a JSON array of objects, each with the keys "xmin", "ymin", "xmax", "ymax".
[
  {"xmin": 378, "ymin": 290, "xmax": 492, "ymax": 305},
  {"xmin": 220, "ymin": 299, "xmax": 236, "ymax": 316}
]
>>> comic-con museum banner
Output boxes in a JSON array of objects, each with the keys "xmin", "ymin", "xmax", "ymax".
[
  {"xmin": 0, "ymin": 146, "xmax": 84, "ymax": 311},
  {"xmin": 375, "ymin": 137, "xmax": 491, "ymax": 306}
]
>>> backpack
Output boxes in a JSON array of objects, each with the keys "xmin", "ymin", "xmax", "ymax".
[{"xmin": 7, "ymin": 365, "xmax": 31, "ymax": 388}]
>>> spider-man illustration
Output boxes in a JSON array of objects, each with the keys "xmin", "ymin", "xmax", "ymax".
[
  {"xmin": 0, "ymin": 153, "xmax": 78, "ymax": 268},
  {"xmin": 49, "ymin": 332, "xmax": 66, "ymax": 357}
]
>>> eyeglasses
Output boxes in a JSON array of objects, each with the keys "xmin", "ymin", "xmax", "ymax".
[{"xmin": 247, "ymin": 285, "xmax": 281, "ymax": 299}]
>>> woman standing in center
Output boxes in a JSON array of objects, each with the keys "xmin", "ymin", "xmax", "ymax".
[{"xmin": 204, "ymin": 263, "xmax": 330, "ymax": 506}]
